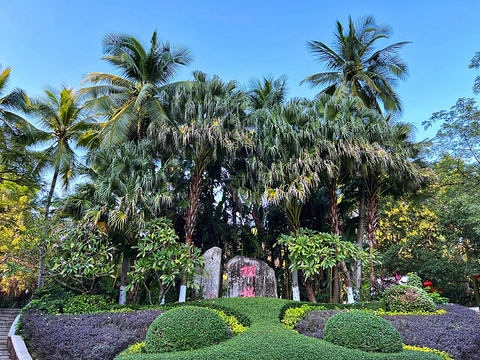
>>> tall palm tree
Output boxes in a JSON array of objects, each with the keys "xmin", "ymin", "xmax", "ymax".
[
  {"xmin": 302, "ymin": 15, "xmax": 409, "ymax": 114},
  {"xmin": 82, "ymin": 31, "xmax": 193, "ymax": 145},
  {"xmin": 18, "ymin": 87, "xmax": 95, "ymax": 287},
  {"xmin": 261, "ymin": 100, "xmax": 323, "ymax": 301},
  {"xmin": 361, "ymin": 121, "xmax": 431, "ymax": 285},
  {"xmin": 311, "ymin": 94, "xmax": 379, "ymax": 303},
  {"xmin": 151, "ymin": 71, "xmax": 247, "ymax": 301}
]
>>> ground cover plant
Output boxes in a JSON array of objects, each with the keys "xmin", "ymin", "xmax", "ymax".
[
  {"xmin": 296, "ymin": 304, "xmax": 480, "ymax": 360},
  {"xmin": 20, "ymin": 309, "xmax": 164, "ymax": 360}
]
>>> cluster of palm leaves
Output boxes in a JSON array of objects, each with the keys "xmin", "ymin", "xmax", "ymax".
[{"xmin": 0, "ymin": 16, "xmax": 432, "ymax": 303}]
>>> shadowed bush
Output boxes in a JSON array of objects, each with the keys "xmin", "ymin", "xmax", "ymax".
[
  {"xmin": 323, "ymin": 311, "xmax": 403, "ymax": 353},
  {"xmin": 145, "ymin": 306, "xmax": 229, "ymax": 353}
]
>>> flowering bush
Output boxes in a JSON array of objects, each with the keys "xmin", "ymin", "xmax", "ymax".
[{"xmin": 384, "ymin": 285, "xmax": 436, "ymax": 312}]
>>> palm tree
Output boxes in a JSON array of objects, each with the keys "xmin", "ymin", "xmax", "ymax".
[
  {"xmin": 248, "ymin": 75, "xmax": 288, "ymax": 111},
  {"xmin": 302, "ymin": 15, "xmax": 409, "ymax": 114},
  {"xmin": 151, "ymin": 71, "xmax": 247, "ymax": 301},
  {"xmin": 261, "ymin": 100, "xmax": 323, "ymax": 301},
  {"xmin": 361, "ymin": 121, "xmax": 431, "ymax": 285},
  {"xmin": 82, "ymin": 31, "xmax": 193, "ymax": 145},
  {"xmin": 0, "ymin": 66, "xmax": 41, "ymax": 186},
  {"xmin": 18, "ymin": 86, "xmax": 95, "ymax": 288},
  {"xmin": 82, "ymin": 141, "xmax": 172, "ymax": 304},
  {"xmin": 311, "ymin": 94, "xmax": 379, "ymax": 303}
]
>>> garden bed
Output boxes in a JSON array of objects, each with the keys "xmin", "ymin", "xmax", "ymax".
[
  {"xmin": 296, "ymin": 304, "xmax": 480, "ymax": 360},
  {"xmin": 20, "ymin": 298, "xmax": 446, "ymax": 360}
]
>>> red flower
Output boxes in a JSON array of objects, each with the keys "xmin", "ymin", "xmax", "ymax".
[{"xmin": 423, "ymin": 281, "xmax": 433, "ymax": 287}]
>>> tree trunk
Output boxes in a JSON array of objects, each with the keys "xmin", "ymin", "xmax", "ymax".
[
  {"xmin": 304, "ymin": 277, "xmax": 316, "ymax": 303},
  {"xmin": 292, "ymin": 269, "xmax": 300, "ymax": 301},
  {"xmin": 354, "ymin": 182, "xmax": 366, "ymax": 289},
  {"xmin": 366, "ymin": 177, "xmax": 379, "ymax": 285},
  {"xmin": 472, "ymin": 276, "xmax": 480, "ymax": 307},
  {"xmin": 119, "ymin": 252, "xmax": 131, "ymax": 305},
  {"xmin": 179, "ymin": 169, "xmax": 204, "ymax": 302},
  {"xmin": 341, "ymin": 260, "xmax": 354, "ymax": 303},
  {"xmin": 332, "ymin": 265, "xmax": 340, "ymax": 303},
  {"xmin": 327, "ymin": 179, "xmax": 342, "ymax": 303},
  {"xmin": 38, "ymin": 162, "xmax": 60, "ymax": 289}
]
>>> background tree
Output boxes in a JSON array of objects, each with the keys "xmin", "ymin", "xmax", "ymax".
[
  {"xmin": 151, "ymin": 71, "xmax": 248, "ymax": 301},
  {"xmin": 82, "ymin": 31, "xmax": 193, "ymax": 145},
  {"xmin": 302, "ymin": 15, "xmax": 409, "ymax": 114}
]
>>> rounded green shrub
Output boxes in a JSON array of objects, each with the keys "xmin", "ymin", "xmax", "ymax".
[
  {"xmin": 323, "ymin": 311, "xmax": 403, "ymax": 353},
  {"xmin": 145, "ymin": 306, "xmax": 229, "ymax": 353},
  {"xmin": 384, "ymin": 285, "xmax": 436, "ymax": 312}
]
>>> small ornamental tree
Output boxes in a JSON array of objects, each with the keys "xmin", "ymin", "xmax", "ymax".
[
  {"xmin": 277, "ymin": 229, "xmax": 360, "ymax": 302},
  {"xmin": 11, "ymin": 219, "xmax": 117, "ymax": 294},
  {"xmin": 128, "ymin": 218, "xmax": 204, "ymax": 304}
]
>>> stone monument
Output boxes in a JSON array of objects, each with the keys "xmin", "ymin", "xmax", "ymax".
[
  {"xmin": 226, "ymin": 256, "xmax": 277, "ymax": 298},
  {"xmin": 193, "ymin": 246, "xmax": 223, "ymax": 299}
]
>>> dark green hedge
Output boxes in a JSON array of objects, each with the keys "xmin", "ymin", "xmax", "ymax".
[
  {"xmin": 323, "ymin": 311, "xmax": 403, "ymax": 353},
  {"xmin": 145, "ymin": 306, "xmax": 229, "ymax": 353}
]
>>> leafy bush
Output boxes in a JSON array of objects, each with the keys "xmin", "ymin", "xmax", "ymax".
[
  {"xmin": 405, "ymin": 273, "xmax": 423, "ymax": 288},
  {"xmin": 385, "ymin": 285, "xmax": 436, "ymax": 312},
  {"xmin": 282, "ymin": 304, "xmax": 327, "ymax": 329},
  {"xmin": 426, "ymin": 291, "xmax": 449, "ymax": 305},
  {"xmin": 21, "ymin": 309, "xmax": 164, "ymax": 360},
  {"xmin": 23, "ymin": 285, "xmax": 76, "ymax": 314},
  {"xmin": 63, "ymin": 294, "xmax": 115, "ymax": 314},
  {"xmin": 323, "ymin": 311, "xmax": 403, "ymax": 353},
  {"xmin": 145, "ymin": 306, "xmax": 229, "ymax": 353}
]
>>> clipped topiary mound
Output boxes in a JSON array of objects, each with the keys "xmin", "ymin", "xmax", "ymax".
[
  {"xmin": 145, "ymin": 306, "xmax": 229, "ymax": 353},
  {"xmin": 323, "ymin": 311, "xmax": 403, "ymax": 353},
  {"xmin": 385, "ymin": 285, "xmax": 436, "ymax": 313}
]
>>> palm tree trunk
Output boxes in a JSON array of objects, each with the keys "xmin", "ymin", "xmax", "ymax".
[
  {"xmin": 119, "ymin": 252, "xmax": 132, "ymax": 305},
  {"xmin": 366, "ymin": 178, "xmax": 379, "ymax": 285},
  {"xmin": 37, "ymin": 163, "xmax": 60, "ymax": 289},
  {"xmin": 327, "ymin": 179, "xmax": 343, "ymax": 303},
  {"xmin": 179, "ymin": 169, "xmax": 203, "ymax": 302},
  {"xmin": 354, "ymin": 182, "xmax": 366, "ymax": 289}
]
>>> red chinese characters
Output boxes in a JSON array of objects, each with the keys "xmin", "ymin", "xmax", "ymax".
[
  {"xmin": 240, "ymin": 265, "xmax": 256, "ymax": 278},
  {"xmin": 240, "ymin": 265, "xmax": 257, "ymax": 297},
  {"xmin": 240, "ymin": 286, "xmax": 255, "ymax": 297}
]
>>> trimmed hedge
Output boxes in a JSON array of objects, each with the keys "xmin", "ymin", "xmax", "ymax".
[
  {"xmin": 323, "ymin": 311, "xmax": 403, "ymax": 353},
  {"xmin": 115, "ymin": 298, "xmax": 440, "ymax": 360},
  {"xmin": 145, "ymin": 306, "xmax": 229, "ymax": 353}
]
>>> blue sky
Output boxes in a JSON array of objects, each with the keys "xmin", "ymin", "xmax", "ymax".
[{"xmin": 2, "ymin": 0, "xmax": 480, "ymax": 142}]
